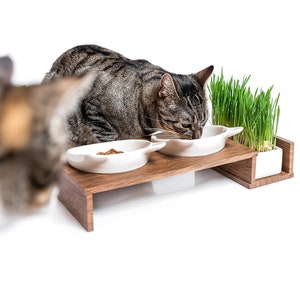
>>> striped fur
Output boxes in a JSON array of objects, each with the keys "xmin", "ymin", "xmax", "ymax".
[{"xmin": 43, "ymin": 44, "xmax": 214, "ymax": 146}]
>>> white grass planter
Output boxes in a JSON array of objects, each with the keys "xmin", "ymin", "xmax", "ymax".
[{"xmin": 255, "ymin": 146, "xmax": 283, "ymax": 179}]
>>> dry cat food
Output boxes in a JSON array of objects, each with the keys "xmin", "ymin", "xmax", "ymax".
[{"xmin": 97, "ymin": 148, "xmax": 124, "ymax": 155}]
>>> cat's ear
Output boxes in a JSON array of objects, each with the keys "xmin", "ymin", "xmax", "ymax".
[
  {"xmin": 193, "ymin": 65, "xmax": 214, "ymax": 87},
  {"xmin": 0, "ymin": 56, "xmax": 14, "ymax": 84},
  {"xmin": 159, "ymin": 73, "xmax": 179, "ymax": 99}
]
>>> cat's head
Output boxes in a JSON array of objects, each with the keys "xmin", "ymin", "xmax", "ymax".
[
  {"xmin": 155, "ymin": 65, "xmax": 214, "ymax": 139},
  {"xmin": 0, "ymin": 56, "xmax": 94, "ymax": 220}
]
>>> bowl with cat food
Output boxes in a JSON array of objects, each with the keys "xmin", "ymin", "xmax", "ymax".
[
  {"xmin": 151, "ymin": 125, "xmax": 243, "ymax": 157},
  {"xmin": 66, "ymin": 139, "xmax": 166, "ymax": 174}
]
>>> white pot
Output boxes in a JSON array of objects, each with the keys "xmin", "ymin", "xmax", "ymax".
[{"xmin": 255, "ymin": 147, "xmax": 283, "ymax": 179}]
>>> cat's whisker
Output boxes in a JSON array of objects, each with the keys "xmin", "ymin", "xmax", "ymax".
[
  {"xmin": 144, "ymin": 115, "xmax": 159, "ymax": 121},
  {"xmin": 144, "ymin": 115, "xmax": 163, "ymax": 123},
  {"xmin": 143, "ymin": 128, "xmax": 180, "ymax": 139}
]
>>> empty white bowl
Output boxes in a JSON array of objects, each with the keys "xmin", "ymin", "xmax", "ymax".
[
  {"xmin": 151, "ymin": 125, "xmax": 243, "ymax": 157},
  {"xmin": 66, "ymin": 139, "xmax": 166, "ymax": 173}
]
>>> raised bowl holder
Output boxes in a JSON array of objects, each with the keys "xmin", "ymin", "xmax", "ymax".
[{"xmin": 58, "ymin": 136, "xmax": 294, "ymax": 232}]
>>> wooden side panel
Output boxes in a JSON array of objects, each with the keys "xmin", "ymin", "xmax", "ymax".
[
  {"xmin": 213, "ymin": 157, "xmax": 256, "ymax": 189},
  {"xmin": 276, "ymin": 136, "xmax": 294, "ymax": 174},
  {"xmin": 58, "ymin": 172, "xmax": 94, "ymax": 232}
]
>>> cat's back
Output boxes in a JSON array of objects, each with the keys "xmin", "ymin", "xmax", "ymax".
[
  {"xmin": 43, "ymin": 44, "xmax": 159, "ymax": 81},
  {"xmin": 44, "ymin": 45, "xmax": 122, "ymax": 78}
]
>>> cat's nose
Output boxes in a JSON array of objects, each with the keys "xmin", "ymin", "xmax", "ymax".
[{"xmin": 193, "ymin": 129, "xmax": 201, "ymax": 139}]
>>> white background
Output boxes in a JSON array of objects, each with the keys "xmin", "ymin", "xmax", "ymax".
[{"xmin": 1, "ymin": 1, "xmax": 299, "ymax": 299}]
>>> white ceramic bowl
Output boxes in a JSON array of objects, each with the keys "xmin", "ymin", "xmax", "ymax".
[
  {"xmin": 151, "ymin": 125, "xmax": 243, "ymax": 157},
  {"xmin": 66, "ymin": 139, "xmax": 166, "ymax": 174}
]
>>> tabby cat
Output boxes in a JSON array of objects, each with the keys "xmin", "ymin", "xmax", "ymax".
[
  {"xmin": 0, "ymin": 56, "xmax": 93, "ymax": 218},
  {"xmin": 43, "ymin": 44, "xmax": 214, "ymax": 147}
]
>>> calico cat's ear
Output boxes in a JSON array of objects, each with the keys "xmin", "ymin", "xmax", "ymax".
[
  {"xmin": 0, "ymin": 56, "xmax": 13, "ymax": 84},
  {"xmin": 159, "ymin": 73, "xmax": 179, "ymax": 99},
  {"xmin": 193, "ymin": 65, "xmax": 214, "ymax": 87},
  {"xmin": 0, "ymin": 72, "xmax": 95, "ymax": 151}
]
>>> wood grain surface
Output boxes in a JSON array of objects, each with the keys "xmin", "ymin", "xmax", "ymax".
[{"xmin": 58, "ymin": 137, "xmax": 294, "ymax": 231}]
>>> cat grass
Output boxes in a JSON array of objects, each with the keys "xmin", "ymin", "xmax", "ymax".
[{"xmin": 208, "ymin": 69, "xmax": 280, "ymax": 152}]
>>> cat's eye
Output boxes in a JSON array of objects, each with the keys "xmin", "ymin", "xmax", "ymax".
[
  {"xmin": 169, "ymin": 105, "xmax": 177, "ymax": 113},
  {"xmin": 174, "ymin": 122, "xmax": 191, "ymax": 133}
]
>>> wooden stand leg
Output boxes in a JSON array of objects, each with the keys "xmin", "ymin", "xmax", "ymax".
[
  {"xmin": 58, "ymin": 172, "xmax": 94, "ymax": 232},
  {"xmin": 213, "ymin": 156, "xmax": 256, "ymax": 189},
  {"xmin": 276, "ymin": 136, "xmax": 294, "ymax": 175}
]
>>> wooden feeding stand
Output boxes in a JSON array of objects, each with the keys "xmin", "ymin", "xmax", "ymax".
[{"xmin": 58, "ymin": 136, "xmax": 294, "ymax": 232}]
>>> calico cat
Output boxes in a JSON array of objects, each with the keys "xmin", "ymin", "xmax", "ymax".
[
  {"xmin": 0, "ymin": 56, "xmax": 93, "ymax": 217},
  {"xmin": 43, "ymin": 44, "xmax": 214, "ymax": 147}
]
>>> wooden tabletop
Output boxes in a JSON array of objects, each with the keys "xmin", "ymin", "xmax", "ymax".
[{"xmin": 62, "ymin": 139, "xmax": 256, "ymax": 194}]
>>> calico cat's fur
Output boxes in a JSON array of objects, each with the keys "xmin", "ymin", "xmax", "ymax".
[
  {"xmin": 0, "ymin": 56, "xmax": 93, "ymax": 216},
  {"xmin": 43, "ymin": 44, "xmax": 214, "ymax": 147}
]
